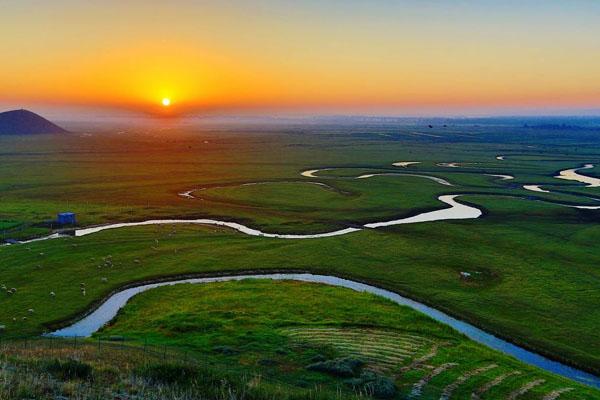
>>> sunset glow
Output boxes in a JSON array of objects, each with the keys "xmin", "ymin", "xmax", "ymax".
[
  {"xmin": 162, "ymin": 98, "xmax": 171, "ymax": 107},
  {"xmin": 1, "ymin": 1, "xmax": 600, "ymax": 116}
]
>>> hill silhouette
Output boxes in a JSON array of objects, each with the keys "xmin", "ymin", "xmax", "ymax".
[{"xmin": 0, "ymin": 109, "xmax": 67, "ymax": 135}]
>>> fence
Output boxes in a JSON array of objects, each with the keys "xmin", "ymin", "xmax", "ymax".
[
  {"xmin": 0, "ymin": 335, "xmax": 313, "ymax": 388},
  {"xmin": 0, "ymin": 335, "xmax": 199, "ymax": 367}
]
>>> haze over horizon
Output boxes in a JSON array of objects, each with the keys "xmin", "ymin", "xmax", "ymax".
[{"xmin": 2, "ymin": 0, "xmax": 600, "ymax": 118}]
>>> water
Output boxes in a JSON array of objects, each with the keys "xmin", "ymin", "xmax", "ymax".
[
  {"xmin": 7, "ymin": 194, "xmax": 478, "ymax": 243},
  {"xmin": 48, "ymin": 273, "xmax": 600, "ymax": 389},
  {"xmin": 555, "ymin": 164, "xmax": 600, "ymax": 187}
]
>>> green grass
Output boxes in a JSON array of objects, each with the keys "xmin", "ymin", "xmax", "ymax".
[
  {"xmin": 2, "ymin": 210, "xmax": 599, "ymax": 375},
  {"xmin": 1, "ymin": 126, "xmax": 600, "ymax": 389},
  {"xmin": 94, "ymin": 279, "xmax": 599, "ymax": 399},
  {"xmin": 0, "ymin": 338, "xmax": 358, "ymax": 400}
]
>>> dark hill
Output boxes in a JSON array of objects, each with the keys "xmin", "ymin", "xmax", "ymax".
[{"xmin": 0, "ymin": 109, "xmax": 68, "ymax": 135}]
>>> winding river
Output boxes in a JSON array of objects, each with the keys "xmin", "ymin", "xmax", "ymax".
[
  {"xmin": 486, "ymin": 174, "xmax": 514, "ymax": 181},
  {"xmin": 523, "ymin": 184, "xmax": 550, "ymax": 193},
  {"xmin": 47, "ymin": 273, "xmax": 600, "ymax": 389},
  {"xmin": 71, "ymin": 195, "xmax": 478, "ymax": 239},
  {"xmin": 392, "ymin": 161, "xmax": 420, "ymax": 167},
  {"xmin": 555, "ymin": 164, "xmax": 600, "ymax": 187},
  {"xmin": 7, "ymin": 160, "xmax": 600, "ymax": 388},
  {"xmin": 356, "ymin": 173, "xmax": 452, "ymax": 186},
  {"xmin": 10, "ymin": 163, "xmax": 600, "ymax": 245}
]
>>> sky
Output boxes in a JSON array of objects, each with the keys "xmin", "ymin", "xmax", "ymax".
[{"xmin": 1, "ymin": 0, "xmax": 600, "ymax": 118}]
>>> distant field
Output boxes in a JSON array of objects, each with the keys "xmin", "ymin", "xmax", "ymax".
[{"xmin": 1, "ymin": 129, "xmax": 599, "ymax": 235}]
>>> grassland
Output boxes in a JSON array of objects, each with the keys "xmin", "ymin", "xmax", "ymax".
[
  {"xmin": 2, "ymin": 280, "xmax": 593, "ymax": 399},
  {"xmin": 93, "ymin": 279, "xmax": 599, "ymax": 399},
  {"xmin": 1, "ymin": 122, "xmax": 600, "ymax": 395}
]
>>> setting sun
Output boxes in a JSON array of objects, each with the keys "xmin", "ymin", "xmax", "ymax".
[{"xmin": 161, "ymin": 98, "xmax": 171, "ymax": 107}]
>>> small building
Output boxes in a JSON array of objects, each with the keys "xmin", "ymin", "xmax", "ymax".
[{"xmin": 57, "ymin": 212, "xmax": 76, "ymax": 225}]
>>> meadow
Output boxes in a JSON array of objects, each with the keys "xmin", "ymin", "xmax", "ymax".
[
  {"xmin": 1, "ymin": 121, "xmax": 600, "ymax": 398},
  {"xmin": 94, "ymin": 279, "xmax": 598, "ymax": 399}
]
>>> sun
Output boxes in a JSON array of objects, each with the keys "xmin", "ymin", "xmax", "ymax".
[{"xmin": 161, "ymin": 97, "xmax": 171, "ymax": 107}]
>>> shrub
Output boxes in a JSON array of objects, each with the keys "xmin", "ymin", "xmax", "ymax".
[
  {"xmin": 345, "ymin": 370, "xmax": 397, "ymax": 399},
  {"xmin": 212, "ymin": 345, "xmax": 239, "ymax": 355},
  {"xmin": 306, "ymin": 357, "xmax": 364, "ymax": 377},
  {"xmin": 134, "ymin": 363, "xmax": 199, "ymax": 385},
  {"xmin": 44, "ymin": 359, "xmax": 93, "ymax": 380},
  {"xmin": 258, "ymin": 358, "xmax": 278, "ymax": 367}
]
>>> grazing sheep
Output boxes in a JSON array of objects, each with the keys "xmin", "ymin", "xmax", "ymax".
[
  {"xmin": 28, "ymin": 309, "xmax": 34, "ymax": 314},
  {"xmin": 50, "ymin": 291, "xmax": 56, "ymax": 297},
  {"xmin": 100, "ymin": 277, "xmax": 108, "ymax": 283}
]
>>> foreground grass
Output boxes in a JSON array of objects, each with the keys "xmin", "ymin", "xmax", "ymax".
[
  {"xmin": 0, "ymin": 338, "xmax": 358, "ymax": 400},
  {"xmin": 1, "ymin": 280, "xmax": 594, "ymax": 399},
  {"xmin": 93, "ymin": 280, "xmax": 599, "ymax": 399}
]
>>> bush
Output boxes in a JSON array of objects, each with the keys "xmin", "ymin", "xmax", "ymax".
[
  {"xmin": 345, "ymin": 370, "xmax": 397, "ymax": 399},
  {"xmin": 134, "ymin": 363, "xmax": 199, "ymax": 385},
  {"xmin": 306, "ymin": 357, "xmax": 364, "ymax": 377},
  {"xmin": 258, "ymin": 358, "xmax": 278, "ymax": 367},
  {"xmin": 212, "ymin": 345, "xmax": 239, "ymax": 355},
  {"xmin": 44, "ymin": 359, "xmax": 93, "ymax": 380}
]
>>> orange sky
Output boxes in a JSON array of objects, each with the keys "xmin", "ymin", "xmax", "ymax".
[{"xmin": 2, "ymin": 1, "xmax": 600, "ymax": 116}]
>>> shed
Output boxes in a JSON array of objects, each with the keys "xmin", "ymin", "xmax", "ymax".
[{"xmin": 57, "ymin": 212, "xmax": 76, "ymax": 225}]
